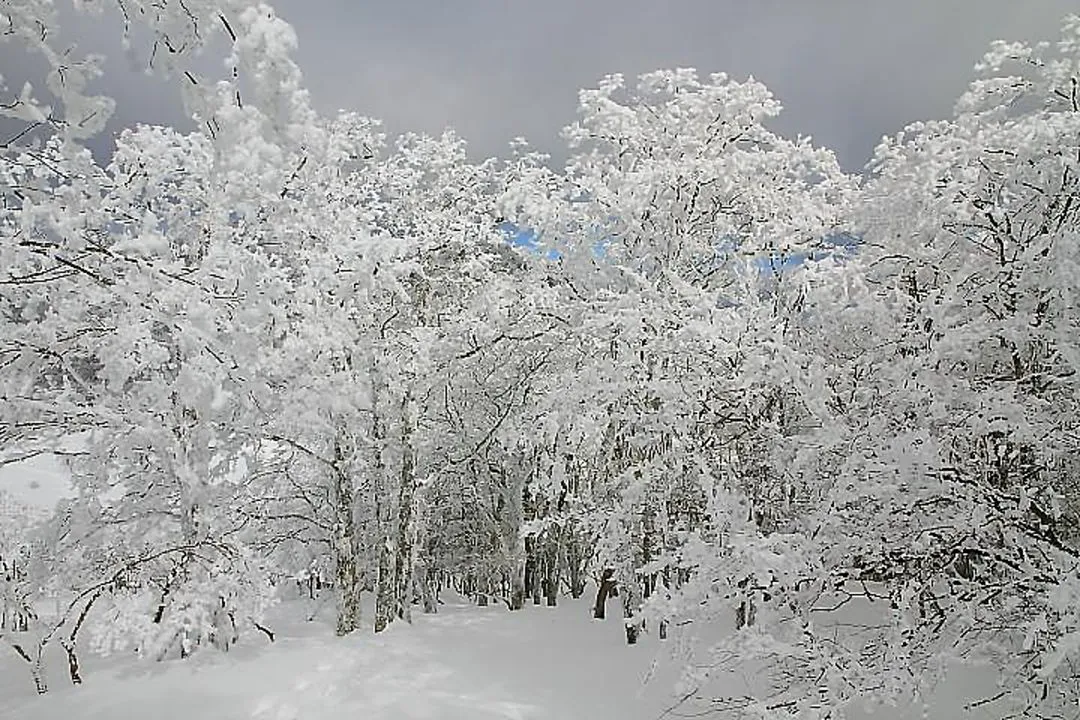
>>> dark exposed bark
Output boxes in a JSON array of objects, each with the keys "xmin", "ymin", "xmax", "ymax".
[
  {"xmin": 60, "ymin": 589, "xmax": 102, "ymax": 686},
  {"xmin": 4, "ymin": 639, "xmax": 32, "ymax": 665},
  {"xmin": 62, "ymin": 642, "xmax": 81, "ymax": 685},
  {"xmin": 620, "ymin": 568, "xmax": 643, "ymax": 645},
  {"xmin": 252, "ymin": 621, "xmax": 276, "ymax": 642},
  {"xmin": 593, "ymin": 568, "xmax": 616, "ymax": 620},
  {"xmin": 544, "ymin": 576, "xmax": 558, "ymax": 607},
  {"xmin": 3, "ymin": 636, "xmax": 45, "ymax": 693}
]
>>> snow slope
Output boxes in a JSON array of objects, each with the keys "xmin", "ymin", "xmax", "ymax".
[
  {"xmin": 0, "ymin": 590, "xmax": 1007, "ymax": 720},
  {"xmin": 1, "ymin": 457, "xmax": 686, "ymax": 719},
  {"xmin": 0, "ymin": 457, "xmax": 1006, "ymax": 720},
  {"xmin": 1, "ymin": 593, "xmax": 687, "ymax": 720}
]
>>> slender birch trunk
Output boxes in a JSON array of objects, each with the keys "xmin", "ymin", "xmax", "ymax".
[
  {"xmin": 393, "ymin": 391, "xmax": 417, "ymax": 624},
  {"xmin": 331, "ymin": 431, "xmax": 361, "ymax": 636}
]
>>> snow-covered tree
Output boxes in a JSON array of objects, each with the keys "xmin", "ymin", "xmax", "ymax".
[
  {"xmin": 4, "ymin": 5, "xmax": 1080, "ymax": 716},
  {"xmin": 841, "ymin": 18, "xmax": 1080, "ymax": 713},
  {"xmin": 506, "ymin": 68, "xmax": 855, "ymax": 650}
]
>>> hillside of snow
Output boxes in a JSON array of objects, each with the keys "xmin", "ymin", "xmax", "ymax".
[
  {"xmin": 1, "ymin": 591, "xmax": 687, "ymax": 720},
  {"xmin": 1, "ymin": 588, "xmax": 1010, "ymax": 720}
]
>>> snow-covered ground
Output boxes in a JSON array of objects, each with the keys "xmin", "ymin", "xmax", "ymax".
[
  {"xmin": 0, "ymin": 588, "xmax": 1008, "ymax": 720},
  {"xmin": 0, "ymin": 453, "xmax": 73, "ymax": 511},
  {"xmin": 0, "ymin": 457, "xmax": 1005, "ymax": 720},
  {"xmin": 0, "ymin": 456, "xmax": 679, "ymax": 719},
  {"xmin": 1, "ymin": 592, "xmax": 687, "ymax": 720}
]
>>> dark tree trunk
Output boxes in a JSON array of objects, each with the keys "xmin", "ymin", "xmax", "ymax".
[
  {"xmin": 658, "ymin": 568, "xmax": 671, "ymax": 641},
  {"xmin": 62, "ymin": 642, "xmax": 81, "ymax": 685},
  {"xmin": 61, "ymin": 589, "xmax": 102, "ymax": 686},
  {"xmin": 593, "ymin": 568, "xmax": 616, "ymax": 620},
  {"xmin": 524, "ymin": 536, "xmax": 538, "ymax": 601},
  {"xmin": 544, "ymin": 577, "xmax": 557, "ymax": 607},
  {"xmin": 6, "ymin": 639, "xmax": 47, "ymax": 694},
  {"xmin": 509, "ymin": 566, "xmax": 526, "ymax": 611}
]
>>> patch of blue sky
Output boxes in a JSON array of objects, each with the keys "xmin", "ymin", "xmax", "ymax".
[
  {"xmin": 500, "ymin": 220, "xmax": 859, "ymax": 271},
  {"xmin": 500, "ymin": 222, "xmax": 561, "ymax": 260},
  {"xmin": 749, "ymin": 231, "xmax": 860, "ymax": 273}
]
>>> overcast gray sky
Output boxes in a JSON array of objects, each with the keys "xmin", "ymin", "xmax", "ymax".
[
  {"xmin": 274, "ymin": 1, "xmax": 1078, "ymax": 170},
  {"xmin": 9, "ymin": 2, "xmax": 1079, "ymax": 171}
]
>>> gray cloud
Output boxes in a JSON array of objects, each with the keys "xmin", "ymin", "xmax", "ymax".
[
  {"xmin": 4, "ymin": 2, "xmax": 1077, "ymax": 171},
  {"xmin": 276, "ymin": 0, "xmax": 1076, "ymax": 170}
]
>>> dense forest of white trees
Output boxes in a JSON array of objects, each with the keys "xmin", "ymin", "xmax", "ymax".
[{"xmin": 2, "ymin": 3, "xmax": 1080, "ymax": 717}]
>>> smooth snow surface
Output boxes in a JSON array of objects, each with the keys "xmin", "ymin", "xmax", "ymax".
[
  {"xmin": 0, "ymin": 595, "xmax": 684, "ymax": 720},
  {"xmin": 0, "ymin": 454, "xmax": 74, "ymax": 511},
  {"xmin": 0, "ymin": 589, "xmax": 1012, "ymax": 720}
]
